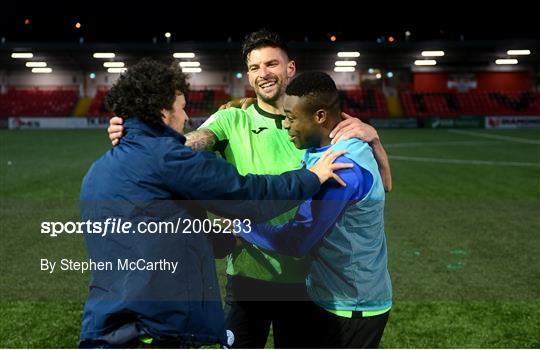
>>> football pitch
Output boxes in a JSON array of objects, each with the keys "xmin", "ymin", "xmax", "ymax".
[{"xmin": 1, "ymin": 128, "xmax": 539, "ymax": 348}]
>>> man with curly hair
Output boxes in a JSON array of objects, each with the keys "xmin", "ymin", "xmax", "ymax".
[{"xmin": 79, "ymin": 58, "xmax": 351, "ymax": 348}]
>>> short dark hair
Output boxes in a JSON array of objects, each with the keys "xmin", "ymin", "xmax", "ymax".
[
  {"xmin": 241, "ymin": 29, "xmax": 289, "ymax": 64},
  {"xmin": 285, "ymin": 71, "xmax": 340, "ymax": 114},
  {"xmin": 105, "ymin": 58, "xmax": 189, "ymax": 125}
]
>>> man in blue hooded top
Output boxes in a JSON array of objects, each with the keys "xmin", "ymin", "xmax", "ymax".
[{"xmin": 79, "ymin": 59, "xmax": 352, "ymax": 348}]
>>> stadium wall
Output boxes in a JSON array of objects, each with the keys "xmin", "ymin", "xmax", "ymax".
[
  {"xmin": 0, "ymin": 69, "xmax": 361, "ymax": 99},
  {"xmin": 412, "ymin": 71, "xmax": 534, "ymax": 92},
  {"xmin": 0, "ymin": 70, "xmax": 117, "ymax": 98},
  {"xmin": 476, "ymin": 72, "xmax": 532, "ymax": 90},
  {"xmin": 0, "ymin": 70, "xmax": 251, "ymax": 98},
  {"xmin": 4, "ymin": 70, "xmax": 85, "ymax": 91}
]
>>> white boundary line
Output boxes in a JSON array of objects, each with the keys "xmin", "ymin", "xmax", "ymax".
[
  {"xmin": 389, "ymin": 155, "xmax": 540, "ymax": 167},
  {"xmin": 385, "ymin": 141, "xmax": 499, "ymax": 148},
  {"xmin": 447, "ymin": 130, "xmax": 540, "ymax": 145}
]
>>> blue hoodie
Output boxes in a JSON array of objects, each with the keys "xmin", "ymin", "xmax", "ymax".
[{"xmin": 79, "ymin": 117, "xmax": 320, "ymax": 347}]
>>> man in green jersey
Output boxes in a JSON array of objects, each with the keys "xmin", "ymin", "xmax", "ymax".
[{"xmin": 108, "ymin": 30, "xmax": 392, "ymax": 348}]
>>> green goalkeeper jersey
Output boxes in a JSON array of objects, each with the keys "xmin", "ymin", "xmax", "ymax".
[{"xmin": 201, "ymin": 103, "xmax": 308, "ymax": 283}]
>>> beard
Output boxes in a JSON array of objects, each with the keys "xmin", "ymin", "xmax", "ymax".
[{"xmin": 255, "ymin": 80, "xmax": 283, "ymax": 103}]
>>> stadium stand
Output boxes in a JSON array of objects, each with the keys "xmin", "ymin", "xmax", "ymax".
[
  {"xmin": 87, "ymin": 86, "xmax": 111, "ymax": 117},
  {"xmin": 340, "ymin": 88, "xmax": 389, "ymax": 117},
  {"xmin": 0, "ymin": 86, "xmax": 79, "ymax": 117},
  {"xmin": 86, "ymin": 86, "xmax": 231, "ymax": 118},
  {"xmin": 399, "ymin": 90, "xmax": 540, "ymax": 117},
  {"xmin": 244, "ymin": 86, "xmax": 390, "ymax": 117},
  {"xmin": 2, "ymin": 85, "xmax": 539, "ymax": 119},
  {"xmin": 185, "ymin": 87, "xmax": 230, "ymax": 116}
]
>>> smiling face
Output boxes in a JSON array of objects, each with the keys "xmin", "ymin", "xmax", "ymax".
[
  {"xmin": 283, "ymin": 94, "xmax": 323, "ymax": 150},
  {"xmin": 246, "ymin": 46, "xmax": 296, "ymax": 105}
]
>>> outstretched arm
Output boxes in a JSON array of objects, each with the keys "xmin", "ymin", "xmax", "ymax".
[
  {"xmin": 238, "ymin": 159, "xmax": 365, "ymax": 256},
  {"xmin": 185, "ymin": 128, "xmax": 218, "ymax": 151},
  {"xmin": 162, "ymin": 146, "xmax": 352, "ymax": 222}
]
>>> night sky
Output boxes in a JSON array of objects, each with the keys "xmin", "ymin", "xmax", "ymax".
[{"xmin": 2, "ymin": 4, "xmax": 539, "ymax": 43}]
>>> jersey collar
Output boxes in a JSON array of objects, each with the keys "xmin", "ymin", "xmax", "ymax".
[{"xmin": 254, "ymin": 103, "xmax": 286, "ymax": 129}]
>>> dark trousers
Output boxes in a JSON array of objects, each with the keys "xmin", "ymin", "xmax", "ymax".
[
  {"xmin": 311, "ymin": 305, "xmax": 390, "ymax": 348},
  {"xmin": 225, "ymin": 275, "xmax": 389, "ymax": 348},
  {"xmin": 224, "ymin": 275, "xmax": 320, "ymax": 348}
]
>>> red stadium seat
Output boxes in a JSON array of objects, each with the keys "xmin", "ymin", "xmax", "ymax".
[
  {"xmin": 398, "ymin": 90, "xmax": 540, "ymax": 117},
  {"xmin": 84, "ymin": 86, "xmax": 231, "ymax": 118},
  {"xmin": 0, "ymin": 86, "xmax": 79, "ymax": 117}
]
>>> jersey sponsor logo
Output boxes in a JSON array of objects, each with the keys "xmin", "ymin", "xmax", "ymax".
[{"xmin": 251, "ymin": 127, "xmax": 268, "ymax": 134}]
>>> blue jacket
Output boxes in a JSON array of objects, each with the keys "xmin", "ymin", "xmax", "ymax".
[
  {"xmin": 239, "ymin": 139, "xmax": 392, "ymax": 312},
  {"xmin": 79, "ymin": 117, "xmax": 320, "ymax": 347}
]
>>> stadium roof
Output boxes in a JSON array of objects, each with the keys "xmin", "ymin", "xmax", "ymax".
[
  {"xmin": 2, "ymin": 6, "xmax": 539, "ymax": 43},
  {"xmin": 1, "ymin": 40, "xmax": 539, "ymax": 73},
  {"xmin": 1, "ymin": 9, "xmax": 539, "ymax": 73}
]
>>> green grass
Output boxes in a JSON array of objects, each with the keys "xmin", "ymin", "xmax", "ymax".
[{"xmin": 1, "ymin": 128, "xmax": 539, "ymax": 347}]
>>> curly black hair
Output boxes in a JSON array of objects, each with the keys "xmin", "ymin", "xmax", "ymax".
[
  {"xmin": 285, "ymin": 71, "xmax": 340, "ymax": 114},
  {"xmin": 241, "ymin": 29, "xmax": 289, "ymax": 64},
  {"xmin": 105, "ymin": 58, "xmax": 189, "ymax": 125}
]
